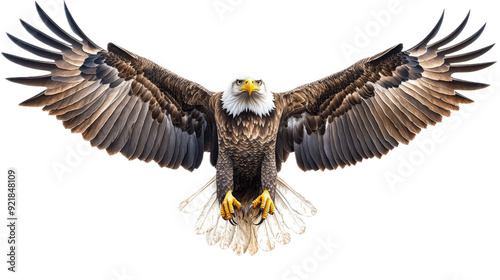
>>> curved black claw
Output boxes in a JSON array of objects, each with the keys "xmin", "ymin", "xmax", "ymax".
[
  {"xmin": 248, "ymin": 205, "xmax": 266, "ymax": 225},
  {"xmin": 240, "ymin": 206, "xmax": 245, "ymax": 219},
  {"xmin": 254, "ymin": 216, "xmax": 266, "ymax": 226},
  {"xmin": 248, "ymin": 205, "xmax": 263, "ymax": 215},
  {"xmin": 229, "ymin": 218, "xmax": 237, "ymax": 226}
]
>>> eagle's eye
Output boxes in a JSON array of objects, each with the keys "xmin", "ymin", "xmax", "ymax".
[
  {"xmin": 235, "ymin": 80, "xmax": 243, "ymax": 86},
  {"xmin": 256, "ymin": 80, "xmax": 263, "ymax": 86}
]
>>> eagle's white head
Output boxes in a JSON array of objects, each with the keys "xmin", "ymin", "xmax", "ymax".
[{"xmin": 221, "ymin": 75, "xmax": 275, "ymax": 117}]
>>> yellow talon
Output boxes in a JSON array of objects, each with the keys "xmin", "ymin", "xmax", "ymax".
[
  {"xmin": 252, "ymin": 189, "xmax": 275, "ymax": 221},
  {"xmin": 220, "ymin": 190, "xmax": 242, "ymax": 222}
]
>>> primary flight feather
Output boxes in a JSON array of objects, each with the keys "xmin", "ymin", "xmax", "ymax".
[{"xmin": 4, "ymin": 3, "xmax": 494, "ymax": 255}]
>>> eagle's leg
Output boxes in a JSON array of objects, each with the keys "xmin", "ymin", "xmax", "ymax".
[
  {"xmin": 220, "ymin": 190, "xmax": 243, "ymax": 226},
  {"xmin": 216, "ymin": 152, "xmax": 244, "ymax": 225},
  {"xmin": 250, "ymin": 152, "xmax": 277, "ymax": 226}
]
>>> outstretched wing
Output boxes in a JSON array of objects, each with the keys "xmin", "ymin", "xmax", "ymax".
[
  {"xmin": 4, "ymin": 3, "xmax": 218, "ymax": 171},
  {"xmin": 276, "ymin": 12, "xmax": 495, "ymax": 171}
]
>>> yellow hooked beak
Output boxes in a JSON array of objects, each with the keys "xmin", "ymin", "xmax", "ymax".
[{"xmin": 238, "ymin": 79, "xmax": 260, "ymax": 96}]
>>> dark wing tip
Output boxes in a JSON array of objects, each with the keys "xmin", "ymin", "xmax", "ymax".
[
  {"xmin": 6, "ymin": 74, "xmax": 51, "ymax": 87},
  {"xmin": 479, "ymin": 22, "xmax": 487, "ymax": 31},
  {"xmin": 445, "ymin": 43, "xmax": 495, "ymax": 64},
  {"xmin": 63, "ymin": 1, "xmax": 101, "ymax": 50},
  {"xmin": 19, "ymin": 18, "xmax": 28, "ymax": 26},
  {"xmin": 408, "ymin": 11, "xmax": 445, "ymax": 52},
  {"xmin": 440, "ymin": 22, "xmax": 488, "ymax": 56},
  {"xmin": 474, "ymin": 22, "xmax": 487, "ymax": 39},
  {"xmin": 428, "ymin": 10, "xmax": 470, "ymax": 49},
  {"xmin": 2, "ymin": 52, "xmax": 55, "ymax": 71},
  {"xmin": 484, "ymin": 61, "xmax": 496, "ymax": 67},
  {"xmin": 452, "ymin": 78, "xmax": 490, "ymax": 90},
  {"xmin": 34, "ymin": 1, "xmax": 42, "ymax": 11},
  {"xmin": 2, "ymin": 52, "xmax": 15, "ymax": 61}
]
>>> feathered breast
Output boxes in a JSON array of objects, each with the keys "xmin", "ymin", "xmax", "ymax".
[{"xmin": 213, "ymin": 94, "xmax": 283, "ymax": 151}]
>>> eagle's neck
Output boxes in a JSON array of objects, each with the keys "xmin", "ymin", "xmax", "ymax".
[{"xmin": 221, "ymin": 89, "xmax": 275, "ymax": 117}]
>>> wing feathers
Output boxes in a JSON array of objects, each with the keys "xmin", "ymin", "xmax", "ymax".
[
  {"xmin": 140, "ymin": 117, "xmax": 160, "ymax": 162},
  {"xmin": 428, "ymin": 11, "xmax": 470, "ymax": 49},
  {"xmin": 278, "ymin": 12, "xmax": 493, "ymax": 171},
  {"xmin": 6, "ymin": 33, "xmax": 63, "ymax": 60},
  {"xmin": 343, "ymin": 113, "xmax": 365, "ymax": 160},
  {"xmin": 125, "ymin": 106, "xmax": 153, "ymax": 160},
  {"xmin": 445, "ymin": 44, "xmax": 494, "ymax": 64},
  {"xmin": 63, "ymin": 2, "xmax": 101, "ymax": 52},
  {"xmin": 408, "ymin": 11, "xmax": 444, "ymax": 54},
  {"xmin": 106, "ymin": 97, "xmax": 143, "ymax": 155},
  {"xmin": 20, "ymin": 19, "xmax": 71, "ymax": 51},
  {"xmin": 437, "ymin": 24, "xmax": 486, "ymax": 57},
  {"xmin": 7, "ymin": 75, "xmax": 52, "ymax": 87},
  {"xmin": 35, "ymin": 2, "xmax": 82, "ymax": 47},
  {"xmin": 3, "ymin": 53, "xmax": 57, "ymax": 72},
  {"xmin": 347, "ymin": 109, "xmax": 377, "ymax": 158},
  {"xmin": 6, "ymin": 3, "xmax": 215, "ymax": 172}
]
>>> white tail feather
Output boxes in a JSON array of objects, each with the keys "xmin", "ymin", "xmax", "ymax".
[
  {"xmin": 178, "ymin": 176, "xmax": 317, "ymax": 255},
  {"xmin": 276, "ymin": 178, "xmax": 317, "ymax": 217},
  {"xmin": 220, "ymin": 222, "xmax": 235, "ymax": 250},
  {"xmin": 194, "ymin": 193, "xmax": 219, "ymax": 235},
  {"xmin": 179, "ymin": 176, "xmax": 216, "ymax": 214}
]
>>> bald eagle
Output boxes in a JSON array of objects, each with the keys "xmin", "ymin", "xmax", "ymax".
[{"xmin": 4, "ymin": 3, "xmax": 494, "ymax": 255}]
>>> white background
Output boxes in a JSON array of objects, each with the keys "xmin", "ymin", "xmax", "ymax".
[{"xmin": 0, "ymin": 0, "xmax": 499, "ymax": 279}]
